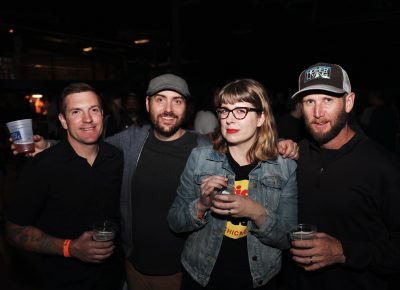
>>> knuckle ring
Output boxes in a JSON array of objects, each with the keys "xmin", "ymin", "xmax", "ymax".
[
  {"xmin": 228, "ymin": 209, "xmax": 231, "ymax": 215},
  {"xmin": 309, "ymin": 256, "xmax": 313, "ymax": 264}
]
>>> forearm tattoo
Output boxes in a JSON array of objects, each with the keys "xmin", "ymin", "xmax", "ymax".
[{"xmin": 6, "ymin": 222, "xmax": 58, "ymax": 255}]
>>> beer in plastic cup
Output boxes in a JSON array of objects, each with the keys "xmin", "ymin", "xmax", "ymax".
[
  {"xmin": 6, "ymin": 118, "xmax": 35, "ymax": 154},
  {"xmin": 219, "ymin": 184, "xmax": 235, "ymax": 195},
  {"xmin": 289, "ymin": 224, "xmax": 317, "ymax": 240},
  {"xmin": 92, "ymin": 221, "xmax": 118, "ymax": 241}
]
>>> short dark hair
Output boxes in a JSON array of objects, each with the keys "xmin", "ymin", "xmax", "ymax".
[{"xmin": 58, "ymin": 82, "xmax": 101, "ymax": 115}]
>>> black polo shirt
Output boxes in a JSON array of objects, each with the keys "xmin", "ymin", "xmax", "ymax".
[{"xmin": 6, "ymin": 139, "xmax": 123, "ymax": 289}]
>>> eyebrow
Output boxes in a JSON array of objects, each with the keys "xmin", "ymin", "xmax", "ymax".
[
  {"xmin": 153, "ymin": 93, "xmax": 184, "ymax": 100},
  {"xmin": 68, "ymin": 105, "xmax": 101, "ymax": 111}
]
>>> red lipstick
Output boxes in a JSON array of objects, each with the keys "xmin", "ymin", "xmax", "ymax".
[{"xmin": 226, "ymin": 129, "xmax": 239, "ymax": 134}]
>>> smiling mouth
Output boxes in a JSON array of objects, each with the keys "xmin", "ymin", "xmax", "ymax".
[
  {"xmin": 81, "ymin": 126, "xmax": 96, "ymax": 131},
  {"xmin": 160, "ymin": 116, "xmax": 176, "ymax": 125}
]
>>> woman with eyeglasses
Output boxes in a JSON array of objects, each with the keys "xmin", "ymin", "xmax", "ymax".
[{"xmin": 167, "ymin": 79, "xmax": 298, "ymax": 290}]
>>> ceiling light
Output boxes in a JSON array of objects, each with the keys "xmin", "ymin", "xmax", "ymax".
[
  {"xmin": 83, "ymin": 47, "xmax": 94, "ymax": 52},
  {"xmin": 134, "ymin": 39, "xmax": 150, "ymax": 45}
]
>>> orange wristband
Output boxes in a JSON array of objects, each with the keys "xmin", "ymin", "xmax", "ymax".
[{"xmin": 63, "ymin": 239, "xmax": 71, "ymax": 258}]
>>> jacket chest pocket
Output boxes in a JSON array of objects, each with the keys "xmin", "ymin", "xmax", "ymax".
[
  {"xmin": 194, "ymin": 172, "xmax": 217, "ymax": 185},
  {"xmin": 260, "ymin": 176, "xmax": 283, "ymax": 210},
  {"xmin": 194, "ymin": 172, "xmax": 218, "ymax": 195}
]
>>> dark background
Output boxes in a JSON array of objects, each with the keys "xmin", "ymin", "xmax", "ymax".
[
  {"xmin": 1, "ymin": 2, "xmax": 400, "ymax": 289},
  {"xmin": 1, "ymin": 1, "xmax": 400, "ymax": 98}
]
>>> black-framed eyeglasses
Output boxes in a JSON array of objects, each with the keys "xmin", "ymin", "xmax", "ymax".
[{"xmin": 216, "ymin": 107, "xmax": 262, "ymax": 120}]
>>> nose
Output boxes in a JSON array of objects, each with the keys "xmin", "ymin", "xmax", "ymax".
[
  {"xmin": 82, "ymin": 111, "xmax": 93, "ymax": 123},
  {"xmin": 225, "ymin": 111, "xmax": 235, "ymax": 123},
  {"xmin": 164, "ymin": 100, "xmax": 173, "ymax": 112},
  {"xmin": 313, "ymin": 102, "xmax": 324, "ymax": 119}
]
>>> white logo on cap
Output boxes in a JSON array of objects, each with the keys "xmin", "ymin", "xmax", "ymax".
[{"xmin": 305, "ymin": 66, "xmax": 331, "ymax": 82}]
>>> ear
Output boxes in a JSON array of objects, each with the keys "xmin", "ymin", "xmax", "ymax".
[
  {"xmin": 145, "ymin": 96, "xmax": 150, "ymax": 113},
  {"xmin": 344, "ymin": 93, "xmax": 355, "ymax": 113},
  {"xmin": 58, "ymin": 113, "xmax": 68, "ymax": 130},
  {"xmin": 257, "ymin": 112, "xmax": 266, "ymax": 127}
]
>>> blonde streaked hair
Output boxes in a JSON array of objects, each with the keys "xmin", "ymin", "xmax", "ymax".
[{"xmin": 212, "ymin": 78, "xmax": 278, "ymax": 162}]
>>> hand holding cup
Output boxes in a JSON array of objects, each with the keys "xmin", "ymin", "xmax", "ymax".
[{"xmin": 289, "ymin": 223, "xmax": 318, "ymax": 268}]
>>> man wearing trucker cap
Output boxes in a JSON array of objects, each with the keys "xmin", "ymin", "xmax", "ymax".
[{"xmin": 284, "ymin": 63, "xmax": 400, "ymax": 290}]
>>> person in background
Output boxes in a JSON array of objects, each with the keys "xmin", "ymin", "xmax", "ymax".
[
  {"xmin": 194, "ymin": 109, "xmax": 218, "ymax": 136},
  {"xmin": 5, "ymin": 83, "xmax": 124, "ymax": 290},
  {"xmin": 283, "ymin": 62, "xmax": 400, "ymax": 290},
  {"xmin": 277, "ymin": 97, "xmax": 306, "ymax": 142},
  {"xmin": 102, "ymin": 91, "xmax": 124, "ymax": 138},
  {"xmin": 193, "ymin": 87, "xmax": 219, "ymax": 137},
  {"xmin": 11, "ymin": 74, "xmax": 299, "ymax": 290},
  {"xmin": 103, "ymin": 91, "xmax": 147, "ymax": 138},
  {"xmin": 168, "ymin": 78, "xmax": 298, "ymax": 290},
  {"xmin": 119, "ymin": 92, "xmax": 147, "ymax": 129},
  {"xmin": 359, "ymin": 91, "xmax": 399, "ymax": 152}
]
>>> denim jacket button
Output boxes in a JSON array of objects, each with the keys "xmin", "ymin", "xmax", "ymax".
[
  {"xmin": 257, "ymin": 280, "xmax": 263, "ymax": 285},
  {"xmin": 251, "ymin": 255, "xmax": 257, "ymax": 261},
  {"xmin": 252, "ymin": 183, "xmax": 257, "ymax": 188}
]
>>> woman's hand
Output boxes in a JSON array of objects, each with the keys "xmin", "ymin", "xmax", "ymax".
[
  {"xmin": 211, "ymin": 194, "xmax": 266, "ymax": 227},
  {"xmin": 197, "ymin": 175, "xmax": 227, "ymax": 214}
]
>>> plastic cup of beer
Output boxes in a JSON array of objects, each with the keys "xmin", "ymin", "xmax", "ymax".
[
  {"xmin": 219, "ymin": 184, "xmax": 235, "ymax": 195},
  {"xmin": 289, "ymin": 224, "xmax": 317, "ymax": 240},
  {"xmin": 92, "ymin": 221, "xmax": 118, "ymax": 242},
  {"xmin": 6, "ymin": 118, "xmax": 35, "ymax": 154}
]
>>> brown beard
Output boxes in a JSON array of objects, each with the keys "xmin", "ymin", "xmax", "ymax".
[
  {"xmin": 306, "ymin": 106, "xmax": 348, "ymax": 145},
  {"xmin": 151, "ymin": 111, "xmax": 185, "ymax": 138}
]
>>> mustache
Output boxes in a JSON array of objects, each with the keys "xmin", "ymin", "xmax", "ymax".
[
  {"xmin": 308, "ymin": 118, "xmax": 328, "ymax": 124},
  {"xmin": 160, "ymin": 112, "xmax": 177, "ymax": 118}
]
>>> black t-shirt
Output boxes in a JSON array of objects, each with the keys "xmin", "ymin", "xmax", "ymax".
[
  {"xmin": 5, "ymin": 140, "xmax": 123, "ymax": 289},
  {"xmin": 210, "ymin": 153, "xmax": 257, "ymax": 288},
  {"xmin": 129, "ymin": 130, "xmax": 198, "ymax": 275}
]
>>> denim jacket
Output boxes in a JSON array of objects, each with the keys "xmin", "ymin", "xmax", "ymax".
[{"xmin": 167, "ymin": 146, "xmax": 298, "ymax": 287}]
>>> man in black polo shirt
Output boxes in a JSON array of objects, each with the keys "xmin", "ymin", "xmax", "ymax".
[
  {"xmin": 5, "ymin": 83, "xmax": 124, "ymax": 290},
  {"xmin": 284, "ymin": 63, "xmax": 400, "ymax": 290}
]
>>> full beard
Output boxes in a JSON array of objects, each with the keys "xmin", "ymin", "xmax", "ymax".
[
  {"xmin": 151, "ymin": 112, "xmax": 185, "ymax": 138},
  {"xmin": 306, "ymin": 108, "xmax": 348, "ymax": 145}
]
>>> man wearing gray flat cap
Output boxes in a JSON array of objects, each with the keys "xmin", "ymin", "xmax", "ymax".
[{"xmin": 107, "ymin": 73, "xmax": 210, "ymax": 290}]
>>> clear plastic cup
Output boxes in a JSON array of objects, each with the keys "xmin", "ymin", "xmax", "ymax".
[
  {"xmin": 219, "ymin": 184, "xmax": 235, "ymax": 195},
  {"xmin": 92, "ymin": 221, "xmax": 118, "ymax": 242},
  {"xmin": 289, "ymin": 224, "xmax": 317, "ymax": 240},
  {"xmin": 6, "ymin": 118, "xmax": 34, "ymax": 154}
]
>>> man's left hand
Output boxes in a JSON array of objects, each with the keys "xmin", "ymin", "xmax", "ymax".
[{"xmin": 290, "ymin": 232, "xmax": 346, "ymax": 271}]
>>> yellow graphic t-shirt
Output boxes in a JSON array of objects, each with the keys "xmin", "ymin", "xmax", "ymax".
[{"xmin": 224, "ymin": 180, "xmax": 248, "ymax": 239}]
